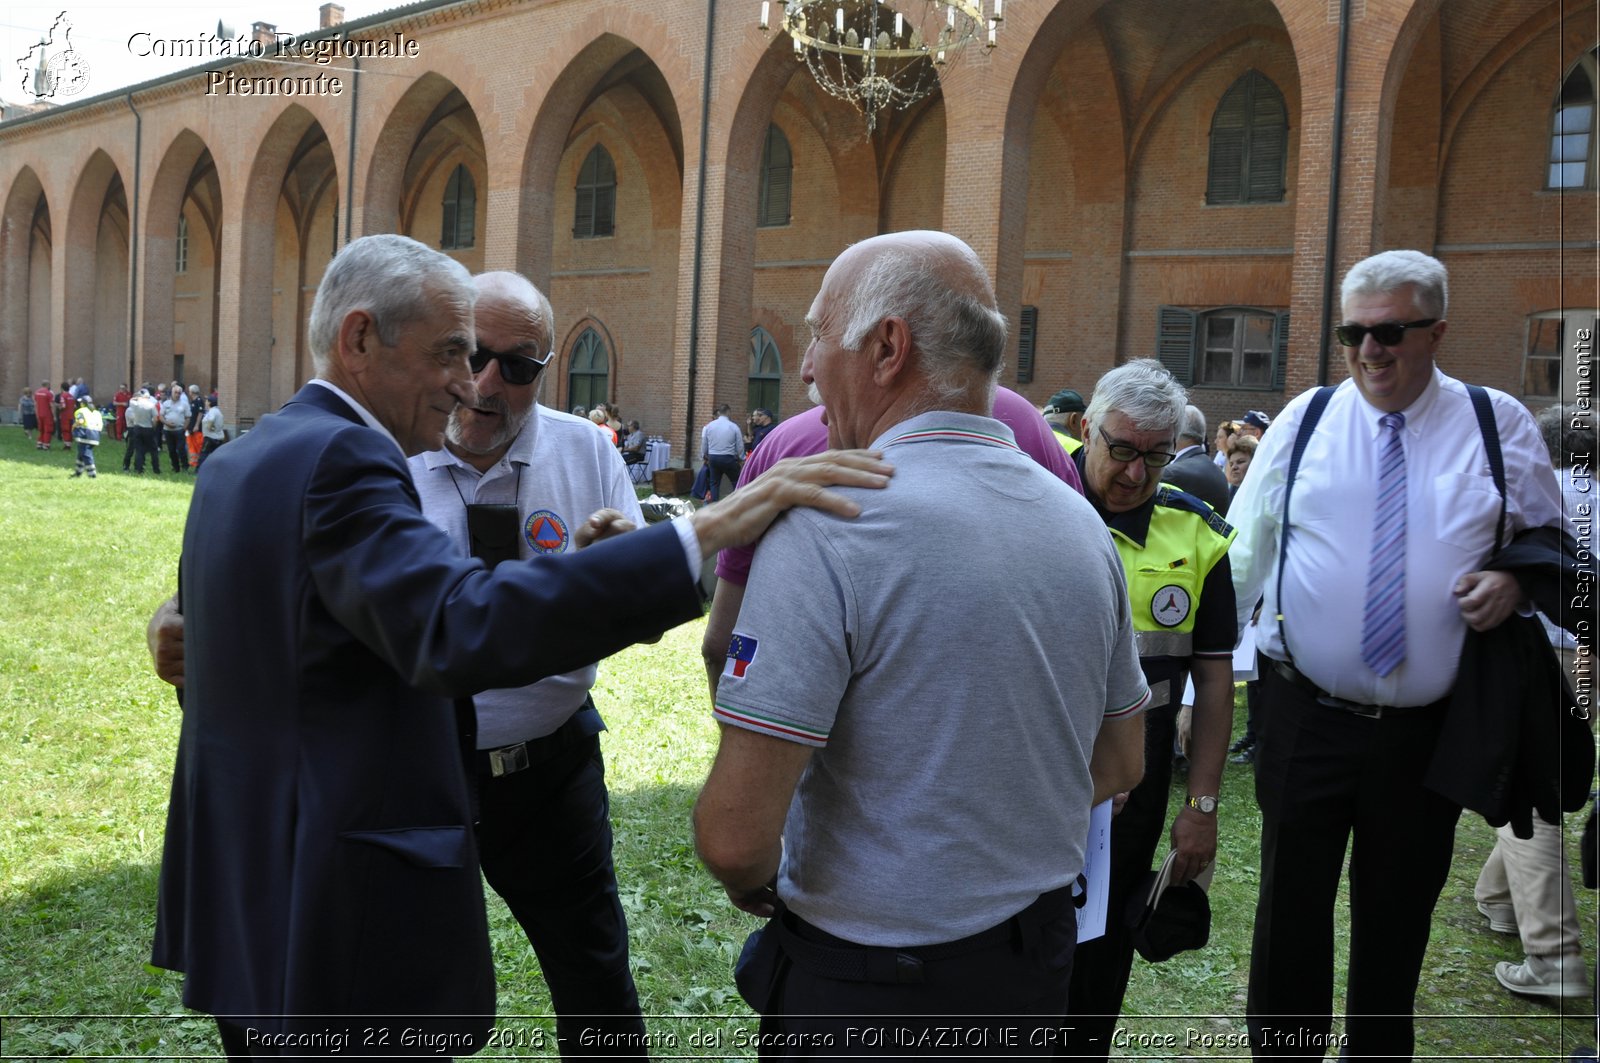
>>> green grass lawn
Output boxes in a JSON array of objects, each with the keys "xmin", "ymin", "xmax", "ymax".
[{"xmin": 0, "ymin": 426, "xmax": 1594, "ymax": 1059}]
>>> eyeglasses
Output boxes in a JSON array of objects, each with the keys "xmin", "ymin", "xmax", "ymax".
[
  {"xmin": 1097, "ymin": 427, "xmax": 1177, "ymax": 468},
  {"xmin": 1333, "ymin": 319, "xmax": 1437, "ymax": 348},
  {"xmin": 470, "ymin": 345, "xmax": 552, "ymax": 386}
]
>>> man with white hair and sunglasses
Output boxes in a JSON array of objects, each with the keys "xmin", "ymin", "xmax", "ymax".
[
  {"xmin": 408, "ymin": 269, "xmax": 652, "ymax": 1057},
  {"xmin": 1228, "ymin": 249, "xmax": 1565, "ymax": 1058}
]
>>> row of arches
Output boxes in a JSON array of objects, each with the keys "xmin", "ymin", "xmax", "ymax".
[{"xmin": 1, "ymin": 0, "xmax": 1593, "ymax": 450}]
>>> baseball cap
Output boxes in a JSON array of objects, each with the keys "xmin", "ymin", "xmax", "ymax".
[
  {"xmin": 1242, "ymin": 410, "xmax": 1272, "ymax": 430},
  {"xmin": 1043, "ymin": 389, "xmax": 1086, "ymax": 415}
]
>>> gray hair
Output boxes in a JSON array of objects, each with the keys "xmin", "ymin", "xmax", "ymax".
[
  {"xmin": 1341, "ymin": 250, "xmax": 1449, "ymax": 320},
  {"xmin": 307, "ymin": 234, "xmax": 475, "ymax": 373},
  {"xmin": 1537, "ymin": 405, "xmax": 1593, "ymax": 468},
  {"xmin": 839, "ymin": 242, "xmax": 1007, "ymax": 403},
  {"xmin": 1178, "ymin": 404, "xmax": 1208, "ymax": 445},
  {"xmin": 474, "ymin": 270, "xmax": 555, "ymax": 353},
  {"xmin": 1084, "ymin": 359, "xmax": 1188, "ymax": 435}
]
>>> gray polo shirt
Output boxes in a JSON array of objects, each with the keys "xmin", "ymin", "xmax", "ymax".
[{"xmin": 714, "ymin": 411, "xmax": 1149, "ymax": 946}]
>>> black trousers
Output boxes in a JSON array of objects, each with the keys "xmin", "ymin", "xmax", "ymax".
[
  {"xmin": 1060, "ymin": 702, "xmax": 1177, "ymax": 1060},
  {"xmin": 1246, "ymin": 668, "xmax": 1460, "ymax": 1062},
  {"xmin": 125, "ymin": 425, "xmax": 160, "ymax": 472},
  {"xmin": 745, "ymin": 888, "xmax": 1079, "ymax": 1059},
  {"xmin": 707, "ymin": 454, "xmax": 742, "ymax": 501},
  {"xmin": 475, "ymin": 720, "xmax": 645, "ymax": 1061},
  {"xmin": 163, "ymin": 426, "xmax": 187, "ymax": 471}
]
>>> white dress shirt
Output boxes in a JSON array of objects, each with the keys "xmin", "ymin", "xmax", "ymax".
[
  {"xmin": 1229, "ymin": 368, "xmax": 1562, "ymax": 707},
  {"xmin": 700, "ymin": 414, "xmax": 744, "ymax": 461}
]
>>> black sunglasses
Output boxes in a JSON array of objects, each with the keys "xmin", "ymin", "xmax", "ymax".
[
  {"xmin": 1333, "ymin": 318, "xmax": 1437, "ymax": 348},
  {"xmin": 469, "ymin": 345, "xmax": 552, "ymax": 386},
  {"xmin": 1097, "ymin": 427, "xmax": 1177, "ymax": 468}
]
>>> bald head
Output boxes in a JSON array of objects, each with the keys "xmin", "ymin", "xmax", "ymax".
[
  {"xmin": 474, "ymin": 270, "xmax": 554, "ymax": 355},
  {"xmin": 802, "ymin": 230, "xmax": 1009, "ymax": 448},
  {"xmin": 831, "ymin": 230, "xmax": 1007, "ymax": 402}
]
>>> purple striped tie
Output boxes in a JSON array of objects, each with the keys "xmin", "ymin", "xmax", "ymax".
[{"xmin": 1361, "ymin": 412, "xmax": 1407, "ymax": 676}]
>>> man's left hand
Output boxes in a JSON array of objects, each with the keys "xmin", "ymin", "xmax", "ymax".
[
  {"xmin": 725, "ymin": 882, "xmax": 778, "ymax": 919},
  {"xmin": 1453, "ymin": 569, "xmax": 1522, "ymax": 631},
  {"xmin": 575, "ymin": 508, "xmax": 636, "ymax": 549},
  {"xmin": 1168, "ymin": 806, "xmax": 1217, "ymax": 885}
]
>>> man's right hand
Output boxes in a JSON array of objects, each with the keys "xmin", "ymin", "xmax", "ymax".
[
  {"xmin": 147, "ymin": 594, "xmax": 185, "ymax": 688},
  {"xmin": 689, "ymin": 449, "xmax": 892, "ymax": 559}
]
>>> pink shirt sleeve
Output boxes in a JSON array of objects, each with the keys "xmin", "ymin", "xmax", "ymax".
[{"xmin": 714, "ymin": 406, "xmax": 831, "ymax": 585}]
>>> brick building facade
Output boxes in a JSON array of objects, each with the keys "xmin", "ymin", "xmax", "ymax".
[{"xmin": 1, "ymin": 0, "xmax": 1594, "ymax": 454}]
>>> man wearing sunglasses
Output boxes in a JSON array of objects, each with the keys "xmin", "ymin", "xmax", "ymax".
[
  {"xmin": 407, "ymin": 269, "xmax": 651, "ymax": 1057},
  {"xmin": 146, "ymin": 236, "xmax": 893, "ymax": 1061},
  {"xmin": 1228, "ymin": 250, "xmax": 1564, "ymax": 1058},
  {"xmin": 1061, "ymin": 360, "xmax": 1238, "ymax": 1060}
]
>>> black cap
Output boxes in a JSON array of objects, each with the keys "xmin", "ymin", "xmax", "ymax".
[
  {"xmin": 1242, "ymin": 410, "xmax": 1272, "ymax": 430},
  {"xmin": 1043, "ymin": 388, "xmax": 1086, "ymax": 415}
]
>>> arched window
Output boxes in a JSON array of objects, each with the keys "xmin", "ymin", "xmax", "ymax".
[
  {"xmin": 1206, "ymin": 70, "xmax": 1288, "ymax": 205},
  {"xmin": 440, "ymin": 164, "xmax": 475, "ymax": 249},
  {"xmin": 574, "ymin": 145, "xmax": 616, "ymax": 239},
  {"xmin": 749, "ymin": 327, "xmax": 782, "ymax": 414},
  {"xmin": 758, "ymin": 125, "xmax": 793, "ymax": 228},
  {"xmin": 175, "ymin": 213, "xmax": 189, "ymax": 274},
  {"xmin": 1550, "ymin": 52, "xmax": 1598, "ymax": 190},
  {"xmin": 568, "ymin": 327, "xmax": 610, "ymax": 409}
]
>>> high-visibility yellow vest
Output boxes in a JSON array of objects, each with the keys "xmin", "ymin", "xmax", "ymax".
[{"xmin": 1105, "ymin": 484, "xmax": 1235, "ymax": 661}]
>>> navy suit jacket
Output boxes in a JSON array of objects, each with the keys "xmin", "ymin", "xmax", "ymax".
[
  {"xmin": 1160, "ymin": 446, "xmax": 1231, "ymax": 516},
  {"xmin": 152, "ymin": 383, "xmax": 699, "ymax": 1043}
]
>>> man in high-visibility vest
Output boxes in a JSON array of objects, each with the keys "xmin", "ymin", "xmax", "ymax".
[
  {"xmin": 1062, "ymin": 358, "xmax": 1239, "ymax": 1060},
  {"xmin": 1042, "ymin": 386, "xmax": 1085, "ymax": 455}
]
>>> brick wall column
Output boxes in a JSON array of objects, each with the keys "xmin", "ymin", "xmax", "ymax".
[{"xmin": 1280, "ymin": 0, "xmax": 1417, "ymax": 395}]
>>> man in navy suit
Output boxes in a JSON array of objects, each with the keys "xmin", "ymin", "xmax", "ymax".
[
  {"xmin": 1160, "ymin": 404, "xmax": 1232, "ymax": 516},
  {"xmin": 150, "ymin": 234, "xmax": 889, "ymax": 1060}
]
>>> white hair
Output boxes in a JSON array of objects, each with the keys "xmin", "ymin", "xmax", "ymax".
[
  {"xmin": 307, "ymin": 234, "xmax": 475, "ymax": 373},
  {"xmin": 1341, "ymin": 249, "xmax": 1448, "ymax": 319},
  {"xmin": 1084, "ymin": 359, "xmax": 1188, "ymax": 434}
]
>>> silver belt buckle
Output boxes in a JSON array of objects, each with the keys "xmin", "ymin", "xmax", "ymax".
[{"xmin": 488, "ymin": 743, "xmax": 530, "ymax": 777}]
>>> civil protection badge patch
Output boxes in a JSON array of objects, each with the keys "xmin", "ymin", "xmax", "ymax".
[
  {"xmin": 524, "ymin": 509, "xmax": 569, "ymax": 554},
  {"xmin": 724, "ymin": 633, "xmax": 759, "ymax": 679}
]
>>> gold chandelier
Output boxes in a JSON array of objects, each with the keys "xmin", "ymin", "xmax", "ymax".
[{"xmin": 759, "ymin": 0, "xmax": 1003, "ymax": 131}]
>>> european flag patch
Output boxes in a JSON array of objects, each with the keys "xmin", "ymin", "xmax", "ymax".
[{"xmin": 724, "ymin": 633, "xmax": 759, "ymax": 679}]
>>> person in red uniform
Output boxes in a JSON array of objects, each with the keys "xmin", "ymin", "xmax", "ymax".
[
  {"xmin": 57, "ymin": 383, "xmax": 76, "ymax": 451},
  {"xmin": 33, "ymin": 381, "xmax": 54, "ymax": 449},
  {"xmin": 113, "ymin": 385, "xmax": 131, "ymax": 442}
]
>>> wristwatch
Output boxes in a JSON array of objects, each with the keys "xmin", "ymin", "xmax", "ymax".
[{"xmin": 1186, "ymin": 794, "xmax": 1218, "ymax": 814}]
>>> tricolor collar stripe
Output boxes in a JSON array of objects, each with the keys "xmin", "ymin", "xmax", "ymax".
[
  {"xmin": 881, "ymin": 427, "xmax": 1020, "ymax": 450},
  {"xmin": 713, "ymin": 704, "xmax": 830, "ymax": 744}
]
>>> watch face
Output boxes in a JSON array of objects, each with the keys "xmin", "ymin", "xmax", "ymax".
[{"xmin": 1192, "ymin": 795, "xmax": 1217, "ymax": 813}]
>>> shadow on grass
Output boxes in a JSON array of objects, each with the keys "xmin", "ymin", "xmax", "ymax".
[{"xmin": 0, "ymin": 860, "xmax": 221, "ymax": 1059}]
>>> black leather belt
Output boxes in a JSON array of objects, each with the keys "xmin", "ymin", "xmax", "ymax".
[{"xmin": 1270, "ymin": 659, "xmax": 1429, "ymax": 719}]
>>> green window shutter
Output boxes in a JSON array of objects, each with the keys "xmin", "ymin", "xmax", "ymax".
[
  {"xmin": 575, "ymin": 146, "xmax": 616, "ymax": 238},
  {"xmin": 759, "ymin": 125, "xmax": 793, "ymax": 228},
  {"xmin": 1247, "ymin": 80, "xmax": 1287, "ymax": 202},
  {"xmin": 1273, "ymin": 309, "xmax": 1290, "ymax": 391},
  {"xmin": 1207, "ymin": 83, "xmax": 1248, "ymax": 204},
  {"xmin": 1157, "ymin": 306, "xmax": 1198, "ymax": 385},
  {"xmin": 1016, "ymin": 306, "xmax": 1038, "ymax": 385}
]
